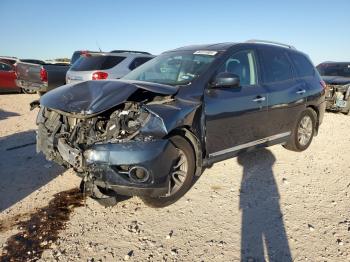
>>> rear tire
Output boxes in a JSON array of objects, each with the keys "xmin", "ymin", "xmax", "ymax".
[
  {"xmin": 141, "ymin": 135, "xmax": 196, "ymax": 208},
  {"xmin": 283, "ymin": 108, "xmax": 317, "ymax": 152}
]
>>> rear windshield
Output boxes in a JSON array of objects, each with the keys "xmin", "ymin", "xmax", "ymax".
[
  {"xmin": 70, "ymin": 55, "xmax": 126, "ymax": 71},
  {"xmin": 317, "ymin": 63, "xmax": 350, "ymax": 77},
  {"xmin": 21, "ymin": 59, "xmax": 45, "ymax": 65}
]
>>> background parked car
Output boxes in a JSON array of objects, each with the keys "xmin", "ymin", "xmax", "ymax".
[
  {"xmin": 316, "ymin": 62, "xmax": 350, "ymax": 114},
  {"xmin": 15, "ymin": 61, "xmax": 70, "ymax": 95},
  {"xmin": 14, "ymin": 50, "xmax": 88, "ymax": 95},
  {"xmin": 0, "ymin": 56, "xmax": 47, "ymax": 93},
  {"xmin": 66, "ymin": 51, "xmax": 154, "ymax": 84}
]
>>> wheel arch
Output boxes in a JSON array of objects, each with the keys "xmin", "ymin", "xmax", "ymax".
[{"xmin": 306, "ymin": 105, "xmax": 319, "ymax": 135}]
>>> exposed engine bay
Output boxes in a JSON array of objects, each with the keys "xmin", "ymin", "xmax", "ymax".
[{"xmin": 37, "ymin": 98, "xmax": 169, "ymax": 170}]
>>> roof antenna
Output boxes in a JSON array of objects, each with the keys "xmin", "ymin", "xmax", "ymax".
[{"xmin": 96, "ymin": 41, "xmax": 102, "ymax": 52}]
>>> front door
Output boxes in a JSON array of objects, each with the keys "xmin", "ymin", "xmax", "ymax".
[{"xmin": 204, "ymin": 49, "xmax": 269, "ymax": 160}]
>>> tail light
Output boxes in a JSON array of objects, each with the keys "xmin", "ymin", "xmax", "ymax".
[
  {"xmin": 40, "ymin": 67, "xmax": 48, "ymax": 82},
  {"xmin": 92, "ymin": 71, "xmax": 108, "ymax": 80}
]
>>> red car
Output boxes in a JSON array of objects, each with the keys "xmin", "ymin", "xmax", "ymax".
[{"xmin": 0, "ymin": 58, "xmax": 20, "ymax": 93}]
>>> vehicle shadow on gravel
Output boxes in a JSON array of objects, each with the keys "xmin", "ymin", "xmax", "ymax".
[
  {"xmin": 237, "ymin": 148, "xmax": 292, "ymax": 262},
  {"xmin": 0, "ymin": 109, "xmax": 20, "ymax": 120},
  {"xmin": 0, "ymin": 130, "xmax": 63, "ymax": 211}
]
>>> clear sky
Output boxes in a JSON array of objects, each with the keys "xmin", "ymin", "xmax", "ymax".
[{"xmin": 1, "ymin": 0, "xmax": 349, "ymax": 65}]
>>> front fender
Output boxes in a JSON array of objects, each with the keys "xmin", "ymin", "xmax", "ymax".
[{"xmin": 141, "ymin": 99, "xmax": 201, "ymax": 137}]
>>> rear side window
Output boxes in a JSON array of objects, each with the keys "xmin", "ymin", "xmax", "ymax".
[
  {"xmin": 70, "ymin": 55, "xmax": 126, "ymax": 71},
  {"xmin": 289, "ymin": 52, "xmax": 315, "ymax": 77},
  {"xmin": 129, "ymin": 57, "xmax": 153, "ymax": 70},
  {"xmin": 0, "ymin": 62, "xmax": 12, "ymax": 71},
  {"xmin": 261, "ymin": 49, "xmax": 293, "ymax": 83}
]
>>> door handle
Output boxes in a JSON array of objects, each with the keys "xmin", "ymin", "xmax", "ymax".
[
  {"xmin": 296, "ymin": 89, "xmax": 306, "ymax": 95},
  {"xmin": 253, "ymin": 96, "xmax": 266, "ymax": 102}
]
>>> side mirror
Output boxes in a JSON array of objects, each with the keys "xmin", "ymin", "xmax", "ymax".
[{"xmin": 212, "ymin": 72, "xmax": 240, "ymax": 88}]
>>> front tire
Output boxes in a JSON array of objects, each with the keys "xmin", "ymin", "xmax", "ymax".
[
  {"xmin": 141, "ymin": 135, "xmax": 196, "ymax": 208},
  {"xmin": 283, "ymin": 108, "xmax": 317, "ymax": 152}
]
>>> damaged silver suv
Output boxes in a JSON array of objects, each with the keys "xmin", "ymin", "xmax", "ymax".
[{"xmin": 35, "ymin": 40, "xmax": 326, "ymax": 207}]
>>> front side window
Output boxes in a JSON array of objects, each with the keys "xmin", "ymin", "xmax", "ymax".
[
  {"xmin": 217, "ymin": 50, "xmax": 257, "ymax": 86},
  {"xmin": 123, "ymin": 51, "xmax": 217, "ymax": 85},
  {"xmin": 0, "ymin": 62, "xmax": 12, "ymax": 71},
  {"xmin": 289, "ymin": 52, "xmax": 315, "ymax": 77},
  {"xmin": 261, "ymin": 49, "xmax": 293, "ymax": 83}
]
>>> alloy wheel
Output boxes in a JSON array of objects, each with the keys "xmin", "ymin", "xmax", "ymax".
[
  {"xmin": 167, "ymin": 149, "xmax": 188, "ymax": 196},
  {"xmin": 297, "ymin": 115, "xmax": 313, "ymax": 146}
]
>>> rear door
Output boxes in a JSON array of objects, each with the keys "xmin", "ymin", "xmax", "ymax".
[
  {"xmin": 257, "ymin": 46, "xmax": 306, "ymax": 136},
  {"xmin": 204, "ymin": 49, "xmax": 269, "ymax": 159},
  {"xmin": 288, "ymin": 51, "xmax": 323, "ymax": 99}
]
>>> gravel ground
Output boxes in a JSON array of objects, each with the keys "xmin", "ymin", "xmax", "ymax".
[{"xmin": 0, "ymin": 94, "xmax": 349, "ymax": 261}]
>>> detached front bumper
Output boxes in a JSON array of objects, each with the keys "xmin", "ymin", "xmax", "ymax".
[
  {"xmin": 83, "ymin": 139, "xmax": 179, "ymax": 197},
  {"xmin": 38, "ymin": 131, "xmax": 178, "ymax": 197}
]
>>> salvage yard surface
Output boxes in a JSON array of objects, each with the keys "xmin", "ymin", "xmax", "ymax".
[{"xmin": 0, "ymin": 94, "xmax": 349, "ymax": 261}]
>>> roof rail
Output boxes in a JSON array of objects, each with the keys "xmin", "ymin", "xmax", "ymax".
[
  {"xmin": 110, "ymin": 50, "xmax": 151, "ymax": 55},
  {"xmin": 245, "ymin": 39, "xmax": 296, "ymax": 49}
]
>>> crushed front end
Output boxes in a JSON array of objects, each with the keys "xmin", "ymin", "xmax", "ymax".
[
  {"xmin": 36, "ymin": 100, "xmax": 180, "ymax": 198},
  {"xmin": 325, "ymin": 84, "xmax": 350, "ymax": 114}
]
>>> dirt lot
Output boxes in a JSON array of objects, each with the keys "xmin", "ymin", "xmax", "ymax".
[{"xmin": 0, "ymin": 94, "xmax": 349, "ymax": 261}]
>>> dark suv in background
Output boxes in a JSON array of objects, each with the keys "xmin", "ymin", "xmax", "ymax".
[
  {"xmin": 317, "ymin": 62, "xmax": 350, "ymax": 114},
  {"xmin": 36, "ymin": 40, "xmax": 325, "ymax": 207}
]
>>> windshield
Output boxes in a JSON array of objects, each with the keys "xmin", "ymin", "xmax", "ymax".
[
  {"xmin": 122, "ymin": 51, "xmax": 217, "ymax": 85},
  {"xmin": 317, "ymin": 63, "xmax": 350, "ymax": 77}
]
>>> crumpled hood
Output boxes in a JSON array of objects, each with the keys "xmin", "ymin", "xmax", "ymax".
[
  {"xmin": 322, "ymin": 76, "xmax": 350, "ymax": 85},
  {"xmin": 40, "ymin": 80, "xmax": 178, "ymax": 115}
]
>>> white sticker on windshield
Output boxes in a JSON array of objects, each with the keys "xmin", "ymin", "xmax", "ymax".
[{"xmin": 194, "ymin": 50, "xmax": 218, "ymax": 56}]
